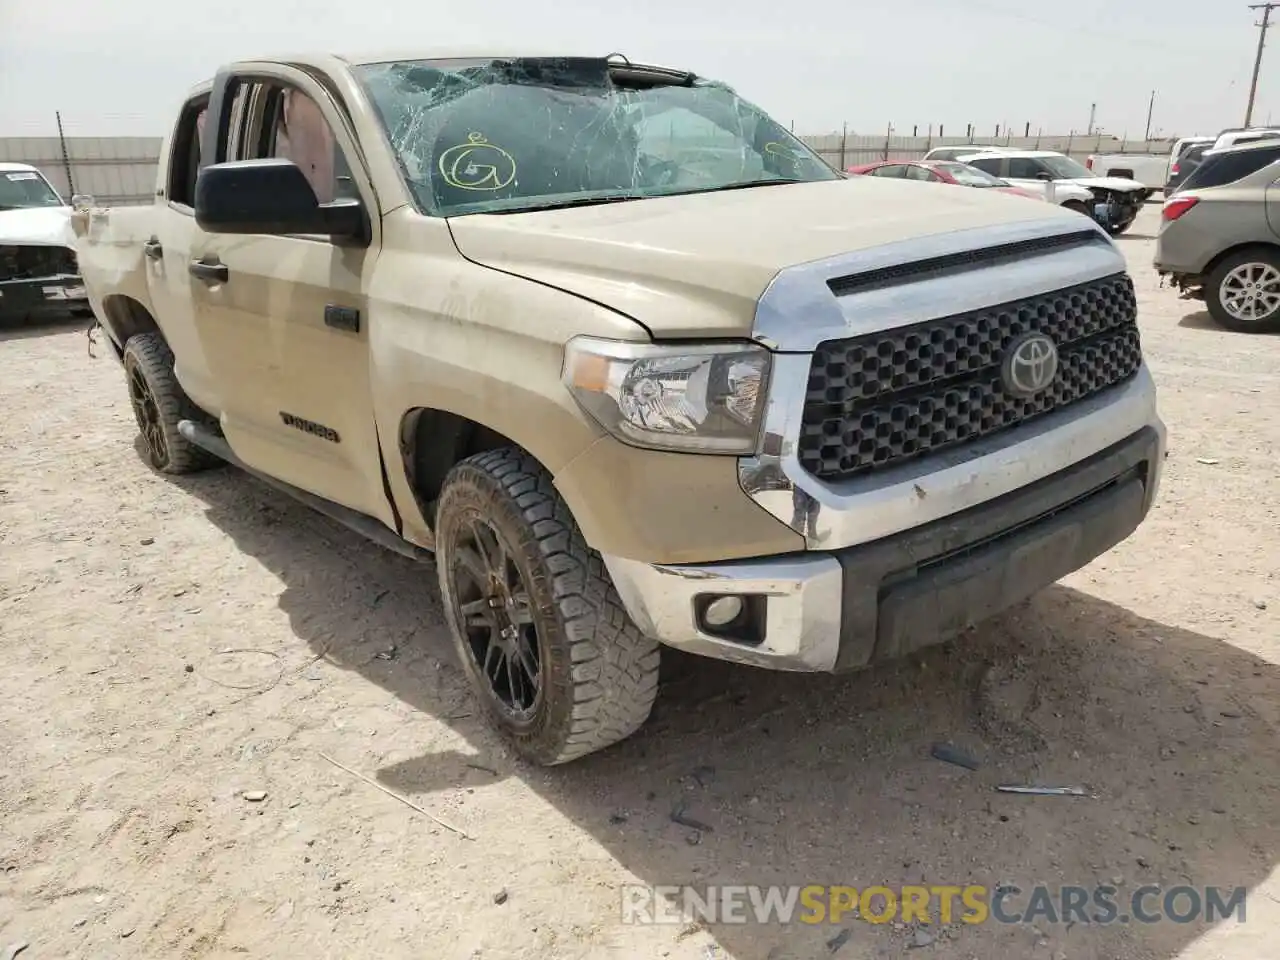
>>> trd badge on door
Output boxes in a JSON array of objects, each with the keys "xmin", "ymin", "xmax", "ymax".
[{"xmin": 280, "ymin": 412, "xmax": 341, "ymax": 443}]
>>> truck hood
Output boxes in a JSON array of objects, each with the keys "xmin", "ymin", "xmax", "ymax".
[
  {"xmin": 446, "ymin": 178, "xmax": 1079, "ymax": 338},
  {"xmin": 0, "ymin": 206, "xmax": 75, "ymax": 246},
  {"xmin": 1064, "ymin": 176, "xmax": 1147, "ymax": 193}
]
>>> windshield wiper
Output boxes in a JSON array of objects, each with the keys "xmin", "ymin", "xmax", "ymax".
[
  {"xmin": 485, "ymin": 194, "xmax": 647, "ymax": 214},
  {"xmin": 666, "ymin": 179, "xmax": 803, "ymax": 197}
]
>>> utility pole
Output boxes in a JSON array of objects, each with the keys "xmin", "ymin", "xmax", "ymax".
[
  {"xmin": 1087, "ymin": 103, "xmax": 1097, "ymax": 136},
  {"xmin": 1144, "ymin": 90, "xmax": 1155, "ymax": 141},
  {"xmin": 1246, "ymin": 3, "xmax": 1279, "ymax": 128}
]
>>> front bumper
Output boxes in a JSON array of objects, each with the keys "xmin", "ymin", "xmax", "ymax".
[
  {"xmin": 0, "ymin": 274, "xmax": 88, "ymax": 321},
  {"xmin": 604, "ymin": 421, "xmax": 1165, "ymax": 672}
]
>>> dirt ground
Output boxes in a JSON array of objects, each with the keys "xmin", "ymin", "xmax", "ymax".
[{"xmin": 1, "ymin": 205, "xmax": 1278, "ymax": 960}]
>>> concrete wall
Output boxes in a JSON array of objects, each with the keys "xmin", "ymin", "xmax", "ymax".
[
  {"xmin": 0, "ymin": 137, "xmax": 161, "ymax": 206},
  {"xmin": 0, "ymin": 133, "xmax": 1172, "ymax": 206}
]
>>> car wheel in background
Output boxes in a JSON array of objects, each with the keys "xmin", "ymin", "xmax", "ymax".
[{"xmin": 1205, "ymin": 249, "xmax": 1280, "ymax": 334}]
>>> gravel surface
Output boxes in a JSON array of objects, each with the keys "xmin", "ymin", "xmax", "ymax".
[{"xmin": 1, "ymin": 206, "xmax": 1277, "ymax": 960}]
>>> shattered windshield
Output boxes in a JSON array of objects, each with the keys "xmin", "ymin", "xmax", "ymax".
[
  {"xmin": 354, "ymin": 57, "xmax": 838, "ymax": 216},
  {"xmin": 0, "ymin": 169, "xmax": 63, "ymax": 210}
]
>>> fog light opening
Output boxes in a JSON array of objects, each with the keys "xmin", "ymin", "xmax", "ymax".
[
  {"xmin": 695, "ymin": 593, "xmax": 766, "ymax": 646},
  {"xmin": 703, "ymin": 595, "xmax": 744, "ymax": 628}
]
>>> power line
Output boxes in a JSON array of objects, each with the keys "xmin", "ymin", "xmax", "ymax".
[{"xmin": 1246, "ymin": 3, "xmax": 1279, "ymax": 127}]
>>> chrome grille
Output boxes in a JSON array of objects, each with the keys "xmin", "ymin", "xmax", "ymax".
[{"xmin": 798, "ymin": 273, "xmax": 1142, "ymax": 482}]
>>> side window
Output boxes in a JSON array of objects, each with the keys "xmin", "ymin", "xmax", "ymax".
[
  {"xmin": 1007, "ymin": 157, "xmax": 1044, "ymax": 179},
  {"xmin": 242, "ymin": 85, "xmax": 354, "ymax": 204},
  {"xmin": 903, "ymin": 165, "xmax": 934, "ymax": 181},
  {"xmin": 872, "ymin": 164, "xmax": 909, "ymax": 178},
  {"xmin": 166, "ymin": 96, "xmax": 209, "ymax": 209},
  {"xmin": 967, "ymin": 157, "xmax": 1003, "ymax": 176}
]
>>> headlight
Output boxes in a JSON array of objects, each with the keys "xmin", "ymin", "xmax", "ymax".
[{"xmin": 562, "ymin": 336, "xmax": 770, "ymax": 454}]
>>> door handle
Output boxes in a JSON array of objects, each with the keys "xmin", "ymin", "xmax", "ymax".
[
  {"xmin": 143, "ymin": 238, "xmax": 163, "ymax": 260},
  {"xmin": 188, "ymin": 259, "xmax": 228, "ymax": 284}
]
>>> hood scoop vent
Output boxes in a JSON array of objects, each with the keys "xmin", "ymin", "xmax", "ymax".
[{"xmin": 827, "ymin": 229, "xmax": 1105, "ymax": 298}]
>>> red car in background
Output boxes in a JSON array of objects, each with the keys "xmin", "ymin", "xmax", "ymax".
[{"xmin": 847, "ymin": 160, "xmax": 1042, "ymax": 200}]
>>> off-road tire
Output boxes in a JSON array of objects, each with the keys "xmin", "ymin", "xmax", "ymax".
[
  {"xmin": 1205, "ymin": 248, "xmax": 1280, "ymax": 334},
  {"xmin": 435, "ymin": 447, "xmax": 660, "ymax": 765},
  {"xmin": 122, "ymin": 332, "xmax": 220, "ymax": 474}
]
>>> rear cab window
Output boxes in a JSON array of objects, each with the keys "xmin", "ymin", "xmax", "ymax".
[{"xmin": 166, "ymin": 96, "xmax": 210, "ymax": 210}]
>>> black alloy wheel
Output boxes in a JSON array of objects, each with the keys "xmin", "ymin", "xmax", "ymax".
[{"xmin": 448, "ymin": 515, "xmax": 543, "ymax": 723}]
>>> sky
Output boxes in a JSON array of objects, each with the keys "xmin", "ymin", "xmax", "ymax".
[{"xmin": 0, "ymin": 0, "xmax": 1274, "ymax": 140}]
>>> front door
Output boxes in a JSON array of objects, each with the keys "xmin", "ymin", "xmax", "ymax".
[{"xmin": 187, "ymin": 66, "xmax": 392, "ymax": 523}]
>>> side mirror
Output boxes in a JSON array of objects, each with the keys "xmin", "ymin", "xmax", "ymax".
[
  {"xmin": 194, "ymin": 159, "xmax": 366, "ymax": 243},
  {"xmin": 1035, "ymin": 171, "xmax": 1054, "ymax": 181},
  {"xmin": 71, "ymin": 193, "xmax": 95, "ymax": 211}
]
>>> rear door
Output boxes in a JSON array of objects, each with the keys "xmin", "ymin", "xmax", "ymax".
[
  {"xmin": 145, "ymin": 93, "xmax": 219, "ymax": 412},
  {"xmin": 187, "ymin": 66, "xmax": 392, "ymax": 522}
]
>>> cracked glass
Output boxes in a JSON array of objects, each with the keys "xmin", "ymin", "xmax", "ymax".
[{"xmin": 354, "ymin": 56, "xmax": 839, "ymax": 217}]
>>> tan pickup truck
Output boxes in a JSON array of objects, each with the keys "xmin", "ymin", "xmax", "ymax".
[{"xmin": 74, "ymin": 51, "xmax": 1166, "ymax": 764}]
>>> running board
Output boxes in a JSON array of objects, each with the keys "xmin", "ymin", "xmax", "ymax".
[{"xmin": 177, "ymin": 420, "xmax": 433, "ymax": 562}]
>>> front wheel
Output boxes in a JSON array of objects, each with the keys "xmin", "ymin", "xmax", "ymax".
[
  {"xmin": 435, "ymin": 447, "xmax": 660, "ymax": 765},
  {"xmin": 1205, "ymin": 249, "xmax": 1280, "ymax": 333}
]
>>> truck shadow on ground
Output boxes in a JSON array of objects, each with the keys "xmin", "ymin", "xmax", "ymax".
[{"xmin": 173, "ymin": 466, "xmax": 1279, "ymax": 960}]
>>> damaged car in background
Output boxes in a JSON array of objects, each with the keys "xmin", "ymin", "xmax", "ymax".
[
  {"xmin": 0, "ymin": 163, "xmax": 89, "ymax": 322},
  {"xmin": 958, "ymin": 150, "xmax": 1149, "ymax": 235}
]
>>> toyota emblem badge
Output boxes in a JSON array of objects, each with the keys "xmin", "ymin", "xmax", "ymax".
[{"xmin": 1001, "ymin": 332, "xmax": 1059, "ymax": 397}]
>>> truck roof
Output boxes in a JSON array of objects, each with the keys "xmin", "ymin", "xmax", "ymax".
[
  {"xmin": 212, "ymin": 48, "xmax": 683, "ymax": 73},
  {"xmin": 0, "ymin": 162, "xmax": 39, "ymax": 173}
]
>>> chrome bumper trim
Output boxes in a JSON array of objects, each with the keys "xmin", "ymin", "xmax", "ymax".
[
  {"xmin": 741, "ymin": 363, "xmax": 1164, "ymax": 551},
  {"xmin": 602, "ymin": 553, "xmax": 844, "ymax": 672}
]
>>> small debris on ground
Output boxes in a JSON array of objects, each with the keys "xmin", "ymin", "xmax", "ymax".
[
  {"xmin": 826, "ymin": 927, "xmax": 853, "ymax": 953},
  {"xmin": 608, "ymin": 812, "xmax": 628, "ymax": 825},
  {"xmin": 4, "ymin": 942, "xmax": 30, "ymax": 960},
  {"xmin": 243, "ymin": 790, "xmax": 268, "ymax": 802},
  {"xmin": 930, "ymin": 742, "xmax": 981, "ymax": 770},
  {"xmin": 374, "ymin": 646, "xmax": 397, "ymax": 661},
  {"xmin": 1254, "ymin": 599, "xmax": 1268, "ymax": 610},
  {"xmin": 691, "ymin": 764, "xmax": 716, "ymax": 787},
  {"xmin": 996, "ymin": 785, "xmax": 1092, "ymax": 798},
  {"xmin": 670, "ymin": 800, "xmax": 713, "ymax": 833},
  {"xmin": 139, "ymin": 537, "xmax": 155, "ymax": 546},
  {"xmin": 911, "ymin": 927, "xmax": 936, "ymax": 948},
  {"xmin": 492, "ymin": 888, "xmax": 508, "ymax": 905},
  {"xmin": 1195, "ymin": 458, "xmax": 1219, "ymax": 465}
]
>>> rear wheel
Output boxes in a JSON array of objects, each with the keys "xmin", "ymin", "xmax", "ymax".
[
  {"xmin": 435, "ymin": 447, "xmax": 660, "ymax": 765},
  {"xmin": 122, "ymin": 332, "xmax": 220, "ymax": 474},
  {"xmin": 1206, "ymin": 250, "xmax": 1280, "ymax": 333}
]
